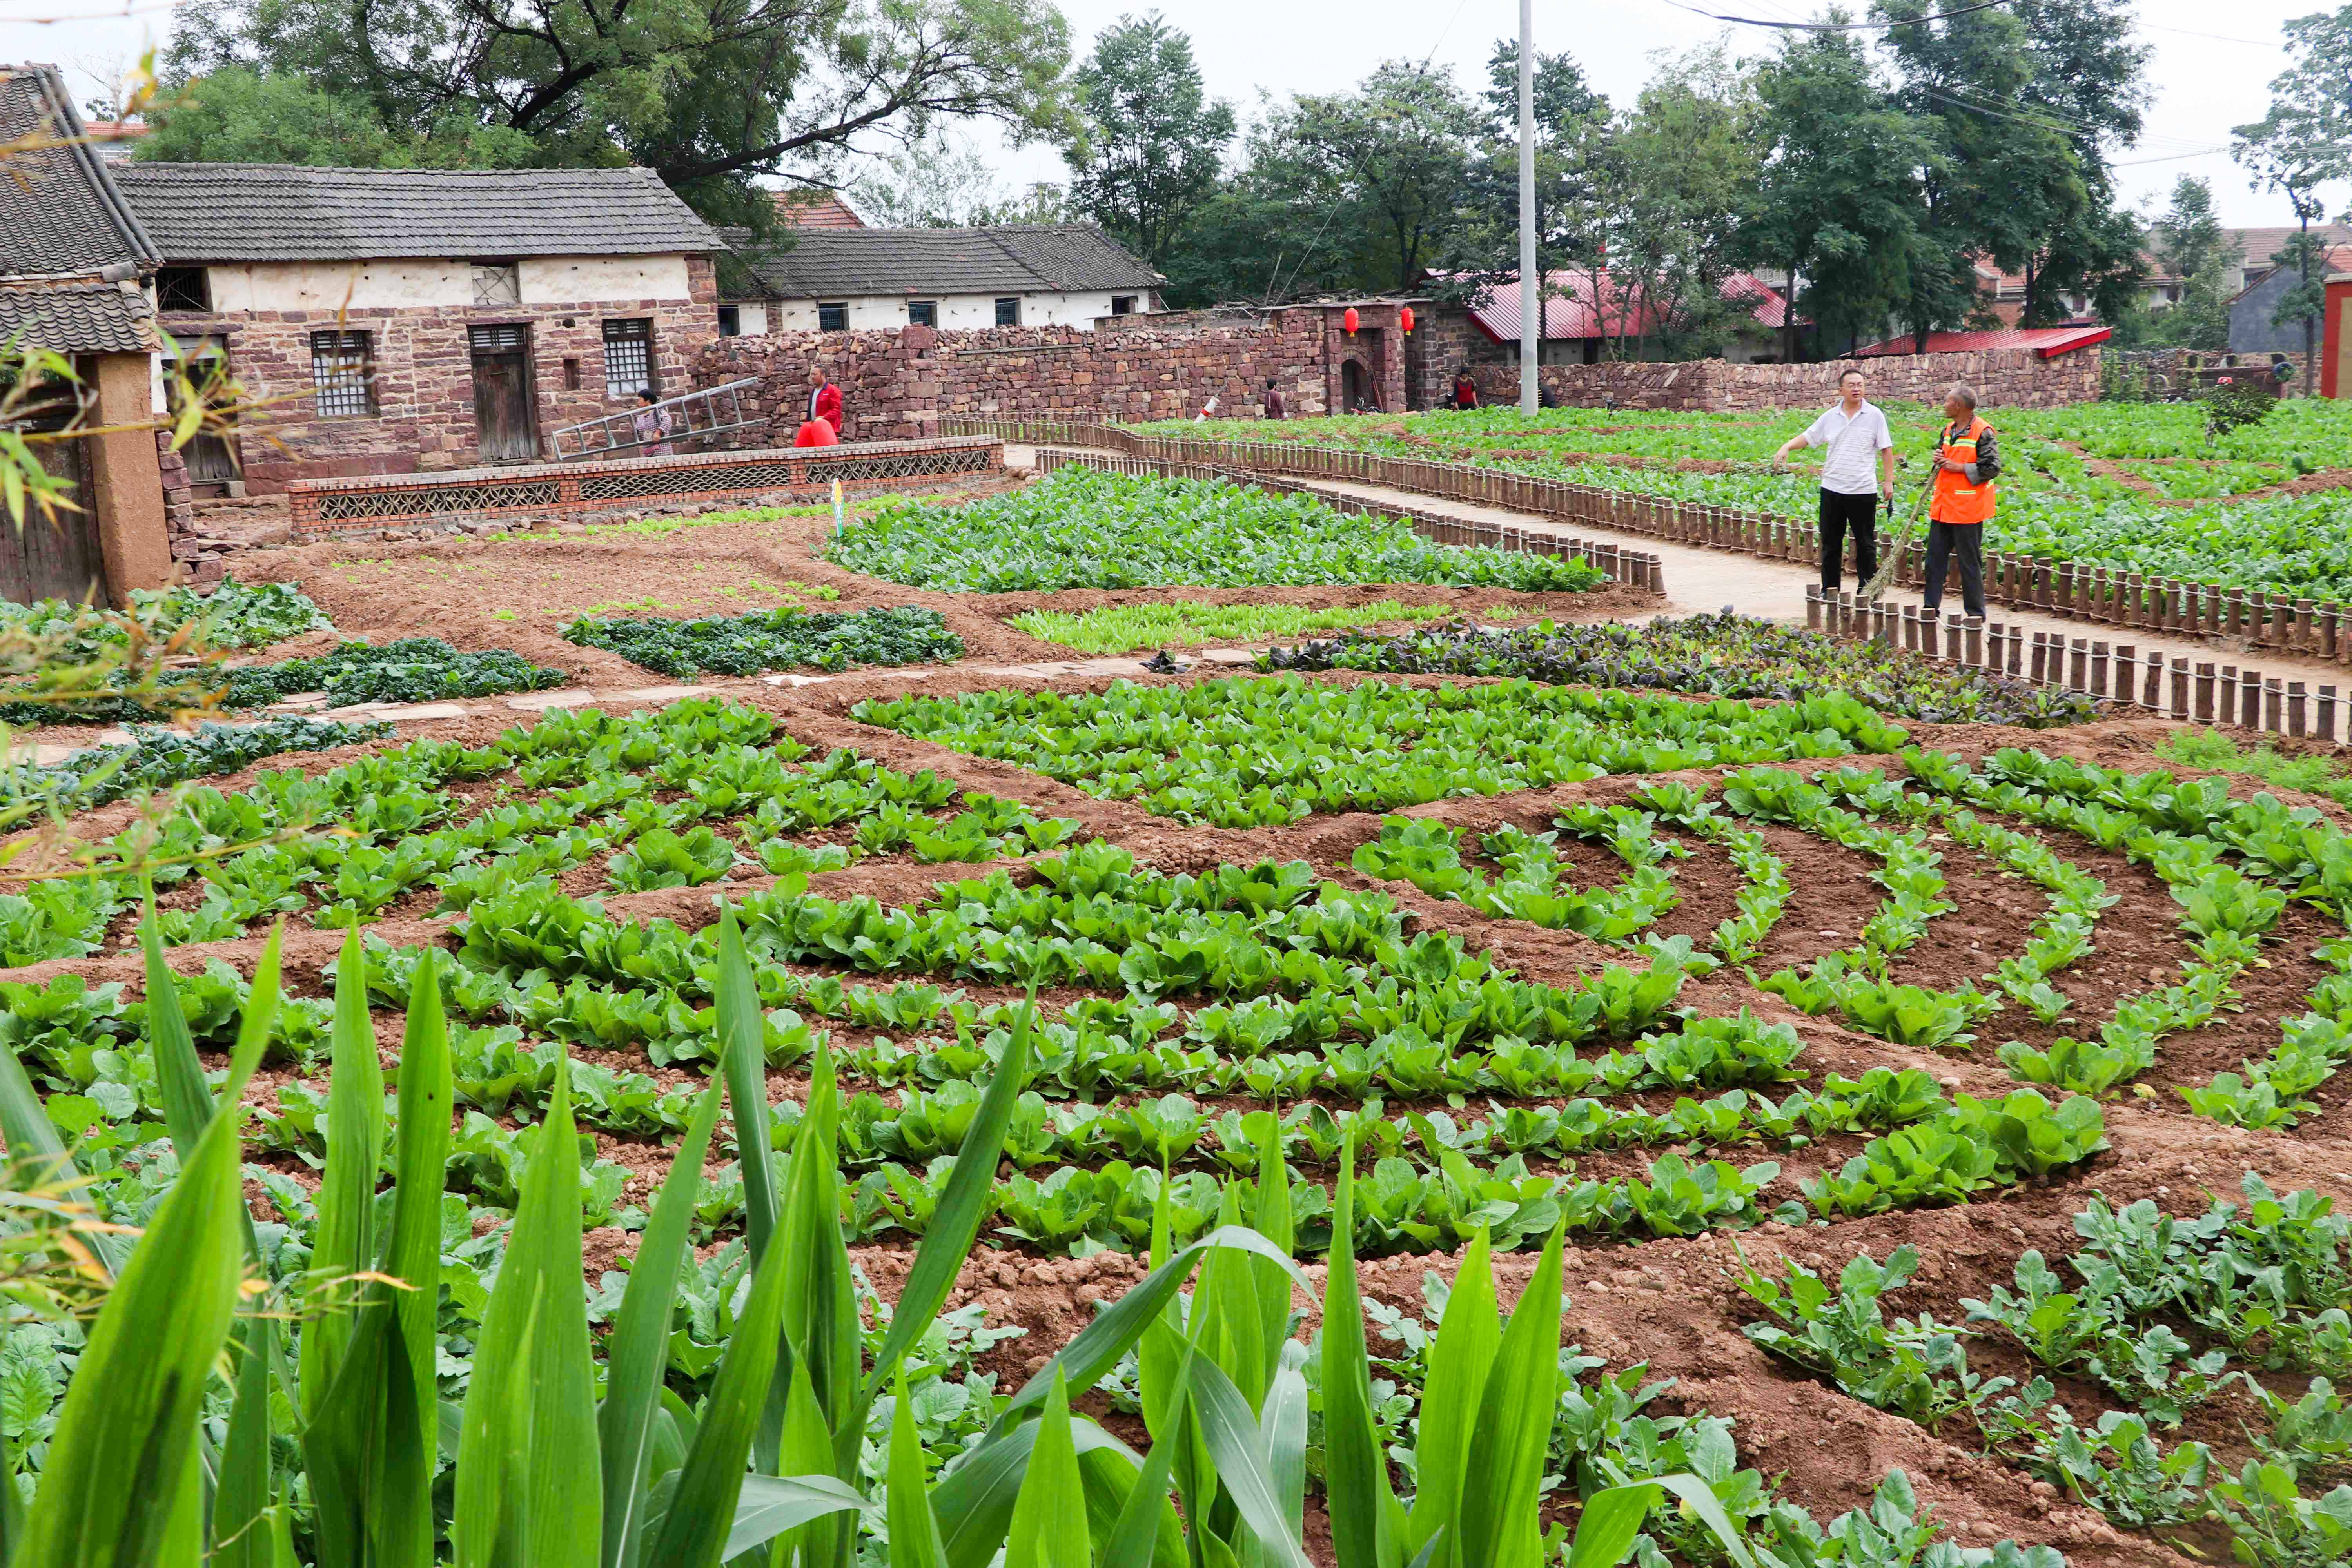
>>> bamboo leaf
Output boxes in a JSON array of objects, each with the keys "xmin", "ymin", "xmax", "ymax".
[
  {"xmin": 1459, "ymin": 1223, "xmax": 1568, "ymax": 1568},
  {"xmin": 14, "ymin": 926, "xmax": 274, "ymax": 1568},
  {"xmin": 1564, "ymin": 1484, "xmax": 1664, "ymax": 1568},
  {"xmin": 452, "ymin": 1053, "xmax": 601, "ymax": 1568},
  {"xmin": 1004, "ymin": 1372, "xmax": 1090, "ymax": 1568},
  {"xmin": 599, "ymin": 1082, "xmax": 723, "ymax": 1568},
  {"xmin": 1319, "ymin": 1151, "xmax": 1394, "ymax": 1568},
  {"xmin": 864, "ymin": 985, "xmax": 1036, "ymax": 1401},
  {"xmin": 1405, "ymin": 1229, "xmax": 1499, "ymax": 1568},
  {"xmin": 886, "ymin": 1370, "xmax": 948, "ymax": 1568}
]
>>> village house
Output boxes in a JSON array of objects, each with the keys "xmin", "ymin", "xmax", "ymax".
[
  {"xmin": 0, "ymin": 63, "xmax": 179, "ymax": 604},
  {"xmin": 1419, "ymin": 269, "xmax": 1798, "ymax": 372},
  {"xmin": 720, "ymin": 224, "xmax": 1164, "ymax": 336},
  {"xmin": 115, "ymin": 162, "xmax": 726, "ymax": 490}
]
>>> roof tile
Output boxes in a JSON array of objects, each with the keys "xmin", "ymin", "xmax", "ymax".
[{"xmin": 729, "ymin": 225, "xmax": 1161, "ymax": 299}]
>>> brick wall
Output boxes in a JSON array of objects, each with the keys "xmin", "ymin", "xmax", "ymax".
[
  {"xmin": 1463, "ymin": 345, "xmax": 2102, "ymax": 412},
  {"xmin": 153, "ymin": 430, "xmax": 219, "ymax": 587},
  {"xmin": 691, "ymin": 301, "xmax": 1418, "ymax": 442},
  {"xmin": 158, "ymin": 257, "xmax": 720, "ymax": 492}
]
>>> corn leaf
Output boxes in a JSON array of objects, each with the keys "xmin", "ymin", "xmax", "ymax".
[
  {"xmin": 1405, "ymin": 1229, "xmax": 1499, "ymax": 1568},
  {"xmin": 1004, "ymin": 1372, "xmax": 1090, "ymax": 1568},
  {"xmin": 1319, "ymin": 1153, "xmax": 1394, "ymax": 1568},
  {"xmin": 1254, "ymin": 1347, "xmax": 1309, "ymax": 1568},
  {"xmin": 933, "ymin": 1419, "xmax": 1149, "ymax": 1568},
  {"xmin": 211, "ymin": 1318, "xmax": 284, "ymax": 1568},
  {"xmin": 1101, "ymin": 1316, "xmax": 1201, "ymax": 1568},
  {"xmin": 716, "ymin": 904, "xmax": 779, "ymax": 1258},
  {"xmin": 1646, "ymin": 1475, "xmax": 1753, "ymax": 1568},
  {"xmin": 717, "ymin": 1475, "xmax": 864, "ymax": 1561},
  {"xmin": 1564, "ymin": 1483, "xmax": 1663, "ymax": 1568},
  {"xmin": 599, "ymin": 1082, "xmax": 723, "ymax": 1568},
  {"xmin": 301, "ymin": 924, "xmax": 386, "ymax": 1415},
  {"xmin": 863, "ymin": 986, "xmax": 1037, "ymax": 1401},
  {"xmin": 15, "ymin": 926, "xmax": 275, "ymax": 1568},
  {"xmin": 639, "ymin": 1125, "xmax": 800, "ymax": 1568},
  {"xmin": 139, "ymin": 893, "xmax": 210, "ymax": 1157},
  {"xmin": 385, "ymin": 952, "xmax": 450, "ymax": 1420},
  {"xmin": 886, "ymin": 1370, "xmax": 948, "ymax": 1568},
  {"xmin": 1185, "ymin": 1356, "xmax": 1313, "ymax": 1568},
  {"xmin": 452, "ymin": 1053, "xmax": 601, "ymax": 1568},
  {"xmin": 1459, "ymin": 1222, "xmax": 1568, "ymax": 1568}
]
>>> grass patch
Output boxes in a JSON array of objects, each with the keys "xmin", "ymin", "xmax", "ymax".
[
  {"xmin": 1009, "ymin": 598, "xmax": 1464, "ymax": 654},
  {"xmin": 2153, "ymin": 727, "xmax": 2352, "ymax": 808}
]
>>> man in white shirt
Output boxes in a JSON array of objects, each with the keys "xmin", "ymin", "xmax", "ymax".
[{"xmin": 1774, "ymin": 367, "xmax": 1896, "ymax": 596}]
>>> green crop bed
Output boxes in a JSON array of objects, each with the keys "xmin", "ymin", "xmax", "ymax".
[
  {"xmin": 857, "ymin": 674, "xmax": 1910, "ymax": 825},
  {"xmin": 827, "ymin": 466, "xmax": 1608, "ymax": 592},
  {"xmin": 1141, "ymin": 399, "xmax": 2352, "ymax": 600},
  {"xmin": 13, "ymin": 672, "xmax": 2352, "ymax": 1568}
]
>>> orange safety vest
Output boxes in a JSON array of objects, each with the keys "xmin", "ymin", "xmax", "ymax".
[{"xmin": 1931, "ymin": 415, "xmax": 1996, "ymax": 525}]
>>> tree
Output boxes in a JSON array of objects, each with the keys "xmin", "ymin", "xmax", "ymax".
[
  {"xmin": 848, "ymin": 132, "xmax": 1068, "ymax": 226},
  {"xmin": 141, "ymin": 65, "xmax": 534, "ymax": 167},
  {"xmin": 1432, "ymin": 39, "xmax": 1609, "ymax": 302},
  {"xmin": 1062, "ymin": 13, "xmax": 1233, "ymax": 267},
  {"xmin": 2234, "ymin": 8, "xmax": 2352, "ymax": 392},
  {"xmin": 2146, "ymin": 176, "xmax": 2238, "ymax": 350},
  {"xmin": 1738, "ymin": 16, "xmax": 1932, "ymax": 359},
  {"xmin": 159, "ymin": 0, "xmax": 1076, "ymax": 227},
  {"xmin": 1608, "ymin": 45, "xmax": 1762, "ymax": 361}
]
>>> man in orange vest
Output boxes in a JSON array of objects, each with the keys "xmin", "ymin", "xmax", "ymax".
[{"xmin": 1923, "ymin": 382, "xmax": 1998, "ymax": 620}]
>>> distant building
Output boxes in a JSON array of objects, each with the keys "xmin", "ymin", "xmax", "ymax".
[
  {"xmin": 1429, "ymin": 269, "xmax": 1798, "ymax": 365},
  {"xmin": 1852, "ymin": 326, "xmax": 2111, "ymax": 359},
  {"xmin": 0, "ymin": 63, "xmax": 174, "ymax": 604},
  {"xmin": 116, "ymin": 162, "xmax": 724, "ymax": 488},
  {"xmin": 719, "ymin": 224, "xmax": 1163, "ymax": 337},
  {"xmin": 771, "ymin": 189, "xmax": 865, "ymax": 230},
  {"xmin": 2228, "ymin": 244, "xmax": 2352, "ymax": 355}
]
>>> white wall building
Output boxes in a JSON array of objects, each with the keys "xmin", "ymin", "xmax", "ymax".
[{"xmin": 720, "ymin": 224, "xmax": 1163, "ymax": 336}]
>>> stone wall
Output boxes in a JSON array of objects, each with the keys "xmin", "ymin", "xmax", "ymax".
[
  {"xmin": 154, "ymin": 431, "xmax": 217, "ymax": 588},
  {"xmin": 158, "ymin": 258, "xmax": 719, "ymax": 492},
  {"xmin": 1463, "ymin": 345, "xmax": 2102, "ymax": 412},
  {"xmin": 691, "ymin": 301, "xmax": 1416, "ymax": 442}
]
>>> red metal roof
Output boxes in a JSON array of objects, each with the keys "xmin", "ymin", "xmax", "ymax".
[
  {"xmin": 1461, "ymin": 269, "xmax": 1792, "ymax": 342},
  {"xmin": 1853, "ymin": 326, "xmax": 2111, "ymax": 359}
]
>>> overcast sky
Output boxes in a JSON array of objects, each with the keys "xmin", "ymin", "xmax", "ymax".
[{"xmin": 0, "ymin": 0, "xmax": 2318, "ymax": 228}]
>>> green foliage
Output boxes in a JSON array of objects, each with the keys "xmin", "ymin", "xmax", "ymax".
[
  {"xmin": 561, "ymin": 605, "xmax": 962, "ymax": 677},
  {"xmin": 830, "ymin": 468, "xmax": 1606, "ymax": 593},
  {"xmin": 1013, "ymin": 597, "xmax": 1457, "ymax": 655},
  {"xmin": 0, "ymin": 715, "xmax": 390, "ymax": 810}
]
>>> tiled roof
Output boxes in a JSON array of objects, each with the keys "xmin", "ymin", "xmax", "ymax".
[
  {"xmin": 728, "ymin": 224, "xmax": 1162, "ymax": 299},
  {"xmin": 1853, "ymin": 326, "xmax": 2111, "ymax": 358},
  {"xmin": 0, "ymin": 278, "xmax": 154, "ymax": 353},
  {"xmin": 112, "ymin": 163, "xmax": 723, "ymax": 262},
  {"xmin": 773, "ymin": 190, "xmax": 864, "ymax": 229},
  {"xmin": 1461, "ymin": 269, "xmax": 1793, "ymax": 340},
  {"xmin": 0, "ymin": 64, "xmax": 160, "ymax": 280},
  {"xmin": 2230, "ymin": 225, "xmax": 2352, "ymax": 272}
]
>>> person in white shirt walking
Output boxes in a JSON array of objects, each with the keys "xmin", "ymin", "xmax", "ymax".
[{"xmin": 1773, "ymin": 367, "xmax": 1896, "ymax": 596}]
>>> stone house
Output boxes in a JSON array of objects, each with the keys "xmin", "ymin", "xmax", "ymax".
[
  {"xmin": 720, "ymin": 224, "xmax": 1164, "ymax": 336},
  {"xmin": 116, "ymin": 163, "xmax": 725, "ymax": 490},
  {"xmin": 0, "ymin": 63, "xmax": 179, "ymax": 604}
]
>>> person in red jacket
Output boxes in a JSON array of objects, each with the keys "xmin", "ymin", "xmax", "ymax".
[{"xmin": 796, "ymin": 363, "xmax": 844, "ymax": 446}]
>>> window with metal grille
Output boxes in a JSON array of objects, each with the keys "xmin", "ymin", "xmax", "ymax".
[
  {"xmin": 470, "ymin": 323, "xmax": 528, "ymax": 355},
  {"xmin": 907, "ymin": 300, "xmax": 936, "ymax": 327},
  {"xmin": 309, "ymin": 330, "xmax": 375, "ymax": 417},
  {"xmin": 156, "ymin": 267, "xmax": 211, "ymax": 312},
  {"xmin": 471, "ymin": 262, "xmax": 522, "ymax": 307},
  {"xmin": 817, "ymin": 302, "xmax": 848, "ymax": 332},
  {"xmin": 994, "ymin": 296, "xmax": 1021, "ymax": 326},
  {"xmin": 601, "ymin": 318, "xmax": 653, "ymax": 397}
]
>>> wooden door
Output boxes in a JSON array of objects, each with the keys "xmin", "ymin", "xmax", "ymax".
[
  {"xmin": 470, "ymin": 325, "xmax": 539, "ymax": 463},
  {"xmin": 0, "ymin": 423, "xmax": 105, "ymax": 605},
  {"xmin": 171, "ymin": 336, "xmax": 240, "ymax": 485}
]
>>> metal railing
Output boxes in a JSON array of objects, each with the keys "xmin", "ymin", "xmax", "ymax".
[{"xmin": 549, "ymin": 377, "xmax": 764, "ymax": 460}]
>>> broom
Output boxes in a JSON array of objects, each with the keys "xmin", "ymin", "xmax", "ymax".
[{"xmin": 1856, "ymin": 458, "xmax": 1936, "ymax": 605}]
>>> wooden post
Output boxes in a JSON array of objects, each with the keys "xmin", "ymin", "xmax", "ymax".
[
  {"xmin": 2290, "ymin": 681, "xmax": 2308, "ymax": 739},
  {"xmin": 2219, "ymin": 665, "xmax": 2238, "ymax": 726},
  {"xmin": 2264, "ymin": 675, "xmax": 2283, "ymax": 734},
  {"xmin": 2029, "ymin": 631, "xmax": 2049, "ymax": 685},
  {"xmin": 2091, "ymin": 641, "xmax": 2110, "ymax": 699},
  {"xmin": 2117, "ymin": 646, "xmax": 2138, "ymax": 704},
  {"xmin": 2321, "ymin": 685, "xmax": 2339, "ymax": 744},
  {"xmin": 2069, "ymin": 637, "xmax": 2089, "ymax": 691},
  {"xmin": 1965, "ymin": 616, "xmax": 1984, "ymax": 667},
  {"xmin": 2142, "ymin": 654, "xmax": 2162, "ymax": 711},
  {"xmin": 1945, "ymin": 614, "xmax": 1963, "ymax": 662},
  {"xmin": 2007, "ymin": 623, "xmax": 2024, "ymax": 677}
]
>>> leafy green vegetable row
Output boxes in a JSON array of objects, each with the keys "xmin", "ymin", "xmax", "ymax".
[
  {"xmin": 827, "ymin": 466, "xmax": 1608, "ymax": 593},
  {"xmin": 561, "ymin": 603, "xmax": 962, "ymax": 677},
  {"xmin": 857, "ymin": 674, "xmax": 1911, "ymax": 827}
]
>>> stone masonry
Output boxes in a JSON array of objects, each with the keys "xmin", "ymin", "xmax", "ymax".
[{"xmin": 155, "ymin": 257, "xmax": 719, "ymax": 492}]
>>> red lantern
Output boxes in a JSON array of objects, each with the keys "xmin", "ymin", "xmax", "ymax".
[
  {"xmin": 1343, "ymin": 307, "xmax": 1359, "ymax": 336},
  {"xmin": 1400, "ymin": 306, "xmax": 1415, "ymax": 334}
]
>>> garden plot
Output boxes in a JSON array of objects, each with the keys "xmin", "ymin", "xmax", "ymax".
[
  {"xmin": 11, "ymin": 639, "xmax": 2352, "ymax": 1568},
  {"xmin": 1152, "ymin": 398, "xmax": 2352, "ymax": 602}
]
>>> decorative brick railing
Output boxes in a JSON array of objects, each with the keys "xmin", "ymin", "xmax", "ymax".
[
  {"xmin": 286, "ymin": 436, "xmax": 1004, "ymax": 535},
  {"xmin": 965, "ymin": 417, "xmax": 2352, "ymax": 668},
  {"xmin": 1030, "ymin": 448, "xmax": 1666, "ymax": 595}
]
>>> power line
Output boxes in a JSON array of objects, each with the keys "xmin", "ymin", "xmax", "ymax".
[
  {"xmin": 2138, "ymin": 22, "xmax": 2282, "ymax": 48},
  {"xmin": 1654, "ymin": 0, "xmax": 2014, "ymax": 31}
]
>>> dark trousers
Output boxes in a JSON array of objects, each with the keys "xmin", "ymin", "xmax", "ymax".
[
  {"xmin": 1817, "ymin": 488, "xmax": 1878, "ymax": 593},
  {"xmin": 1922, "ymin": 520, "xmax": 1985, "ymax": 617}
]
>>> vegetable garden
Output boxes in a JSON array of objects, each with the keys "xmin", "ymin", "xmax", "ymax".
[{"xmin": 4, "ymin": 448, "xmax": 2351, "ymax": 1568}]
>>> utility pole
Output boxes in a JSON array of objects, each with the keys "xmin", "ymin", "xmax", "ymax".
[{"xmin": 1518, "ymin": 0, "xmax": 1538, "ymax": 416}]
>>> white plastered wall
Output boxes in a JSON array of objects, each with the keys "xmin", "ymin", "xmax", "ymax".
[
  {"xmin": 200, "ymin": 254, "xmax": 696, "ymax": 311},
  {"xmin": 766, "ymin": 290, "xmax": 1151, "ymax": 331}
]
